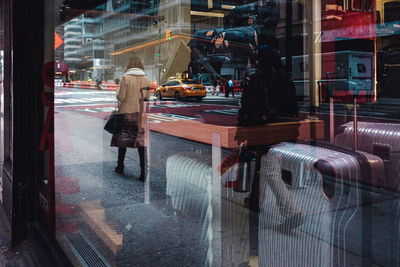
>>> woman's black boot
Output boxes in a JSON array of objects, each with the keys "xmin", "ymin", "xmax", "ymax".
[
  {"xmin": 115, "ymin": 147, "xmax": 126, "ymax": 174},
  {"xmin": 114, "ymin": 165, "xmax": 124, "ymax": 174}
]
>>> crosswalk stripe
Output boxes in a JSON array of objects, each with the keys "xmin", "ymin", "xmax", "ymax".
[
  {"xmin": 147, "ymin": 114, "xmax": 176, "ymax": 122},
  {"xmin": 55, "ymin": 97, "xmax": 116, "ymax": 104}
]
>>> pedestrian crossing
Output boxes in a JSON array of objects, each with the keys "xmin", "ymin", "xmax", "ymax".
[
  {"xmin": 55, "ymin": 90, "xmax": 116, "ymax": 105},
  {"xmin": 61, "ymin": 102, "xmax": 198, "ymax": 123},
  {"xmin": 146, "ymin": 113, "xmax": 197, "ymax": 123},
  {"xmin": 55, "ymin": 90, "xmax": 158, "ymax": 105},
  {"xmin": 75, "ymin": 107, "xmax": 116, "ymax": 113},
  {"xmin": 55, "ymin": 89, "xmax": 239, "ymax": 106},
  {"xmin": 55, "ymin": 97, "xmax": 117, "ymax": 104},
  {"xmin": 203, "ymin": 108, "xmax": 238, "ymax": 115}
]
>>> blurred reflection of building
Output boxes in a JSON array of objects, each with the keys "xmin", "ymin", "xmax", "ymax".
[
  {"xmin": 276, "ymin": 0, "xmax": 305, "ymax": 57},
  {"xmin": 63, "ymin": 17, "xmax": 83, "ymax": 79},
  {"xmin": 59, "ymin": 0, "xmax": 400, "ymax": 96},
  {"xmin": 63, "ymin": 12, "xmax": 106, "ymax": 81},
  {"xmin": 60, "ymin": 0, "xmax": 242, "ymax": 83},
  {"xmin": 108, "ymin": 0, "xmax": 235, "ymax": 83}
]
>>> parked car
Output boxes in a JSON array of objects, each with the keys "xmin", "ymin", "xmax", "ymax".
[{"xmin": 155, "ymin": 79, "xmax": 206, "ymax": 101}]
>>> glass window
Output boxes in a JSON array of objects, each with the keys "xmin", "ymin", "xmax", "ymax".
[
  {"xmin": 180, "ymin": 79, "xmax": 199, "ymax": 84},
  {"xmin": 52, "ymin": 0, "xmax": 400, "ymax": 266},
  {"xmin": 164, "ymin": 81, "xmax": 176, "ymax": 86}
]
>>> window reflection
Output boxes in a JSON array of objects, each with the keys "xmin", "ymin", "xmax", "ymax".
[{"xmin": 54, "ymin": 0, "xmax": 400, "ymax": 266}]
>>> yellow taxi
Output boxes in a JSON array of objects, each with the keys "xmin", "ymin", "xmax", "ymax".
[{"xmin": 155, "ymin": 79, "xmax": 207, "ymax": 101}]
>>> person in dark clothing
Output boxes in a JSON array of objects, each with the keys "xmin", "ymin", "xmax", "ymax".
[
  {"xmin": 237, "ymin": 45, "xmax": 298, "ymax": 126},
  {"xmin": 234, "ymin": 44, "xmax": 301, "ymax": 230},
  {"xmin": 96, "ymin": 77, "xmax": 102, "ymax": 89},
  {"xmin": 224, "ymin": 80, "xmax": 230, "ymax": 97},
  {"xmin": 228, "ymin": 79, "xmax": 235, "ymax": 97}
]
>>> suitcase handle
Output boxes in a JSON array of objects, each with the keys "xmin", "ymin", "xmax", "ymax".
[
  {"xmin": 330, "ymin": 96, "xmax": 358, "ymax": 150},
  {"xmin": 313, "ymin": 160, "xmax": 336, "ymax": 201}
]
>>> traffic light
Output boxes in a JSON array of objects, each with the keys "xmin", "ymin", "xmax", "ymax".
[{"xmin": 166, "ymin": 29, "xmax": 172, "ymax": 40}]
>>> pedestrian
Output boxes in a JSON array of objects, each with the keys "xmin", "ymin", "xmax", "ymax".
[
  {"xmin": 228, "ymin": 79, "xmax": 235, "ymax": 97},
  {"xmin": 111, "ymin": 57, "xmax": 151, "ymax": 181},
  {"xmin": 96, "ymin": 77, "xmax": 102, "ymax": 89},
  {"xmin": 212, "ymin": 79, "xmax": 218, "ymax": 95},
  {"xmin": 216, "ymin": 80, "xmax": 220, "ymax": 96},
  {"xmin": 224, "ymin": 80, "xmax": 229, "ymax": 97}
]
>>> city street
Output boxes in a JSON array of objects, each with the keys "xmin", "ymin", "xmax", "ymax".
[{"xmin": 55, "ymin": 87, "xmax": 240, "ymax": 107}]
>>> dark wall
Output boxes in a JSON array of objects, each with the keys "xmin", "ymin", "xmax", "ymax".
[{"xmin": 9, "ymin": 0, "xmax": 45, "ymax": 243}]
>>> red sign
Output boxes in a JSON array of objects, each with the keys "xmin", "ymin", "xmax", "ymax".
[{"xmin": 54, "ymin": 32, "xmax": 63, "ymax": 50}]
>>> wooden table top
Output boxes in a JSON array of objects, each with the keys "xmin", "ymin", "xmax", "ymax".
[{"xmin": 146, "ymin": 116, "xmax": 324, "ymax": 148}]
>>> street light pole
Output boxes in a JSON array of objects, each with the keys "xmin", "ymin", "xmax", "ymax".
[{"xmin": 158, "ymin": 24, "xmax": 161, "ymax": 83}]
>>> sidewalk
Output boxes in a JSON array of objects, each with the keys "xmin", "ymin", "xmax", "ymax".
[
  {"xmin": 0, "ymin": 205, "xmax": 52, "ymax": 266},
  {"xmin": 0, "ymin": 205, "xmax": 28, "ymax": 266}
]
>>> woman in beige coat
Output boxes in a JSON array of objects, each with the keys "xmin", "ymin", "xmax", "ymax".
[{"xmin": 111, "ymin": 57, "xmax": 151, "ymax": 181}]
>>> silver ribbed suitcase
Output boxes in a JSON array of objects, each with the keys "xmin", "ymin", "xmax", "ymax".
[
  {"xmin": 335, "ymin": 121, "xmax": 400, "ymax": 191},
  {"xmin": 258, "ymin": 142, "xmax": 385, "ymax": 267},
  {"xmin": 166, "ymin": 154, "xmax": 213, "ymax": 266},
  {"xmin": 335, "ymin": 121, "xmax": 400, "ymax": 153},
  {"xmin": 166, "ymin": 153, "xmax": 251, "ymax": 267}
]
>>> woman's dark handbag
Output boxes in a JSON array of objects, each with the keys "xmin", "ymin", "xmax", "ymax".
[
  {"xmin": 117, "ymin": 132, "xmax": 137, "ymax": 147},
  {"xmin": 104, "ymin": 113, "xmax": 124, "ymax": 135}
]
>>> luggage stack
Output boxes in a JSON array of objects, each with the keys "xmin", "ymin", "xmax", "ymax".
[{"xmin": 258, "ymin": 142, "xmax": 384, "ymax": 266}]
